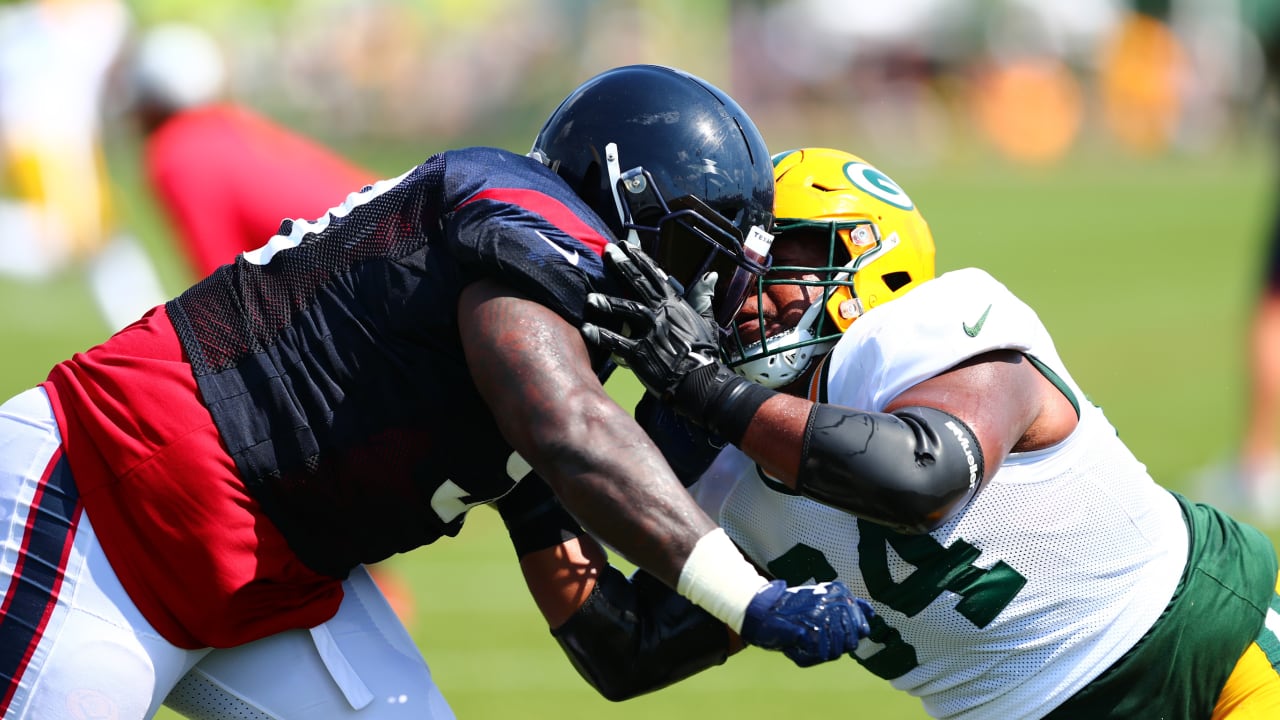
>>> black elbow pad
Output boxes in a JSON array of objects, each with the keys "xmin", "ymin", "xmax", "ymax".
[
  {"xmin": 552, "ymin": 566, "xmax": 729, "ymax": 701},
  {"xmin": 796, "ymin": 404, "xmax": 983, "ymax": 534}
]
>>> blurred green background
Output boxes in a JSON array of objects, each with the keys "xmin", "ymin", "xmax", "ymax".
[{"xmin": 2, "ymin": 0, "xmax": 1279, "ymax": 718}]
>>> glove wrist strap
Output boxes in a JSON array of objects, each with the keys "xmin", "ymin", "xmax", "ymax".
[
  {"xmin": 674, "ymin": 364, "xmax": 774, "ymax": 444},
  {"xmin": 676, "ymin": 528, "xmax": 770, "ymax": 632}
]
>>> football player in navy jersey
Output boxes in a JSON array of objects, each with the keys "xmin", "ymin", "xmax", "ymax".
[{"xmin": 0, "ymin": 66, "xmax": 872, "ymax": 720}]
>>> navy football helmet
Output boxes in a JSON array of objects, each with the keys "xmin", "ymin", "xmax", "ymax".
[{"xmin": 530, "ymin": 64, "xmax": 775, "ymax": 329}]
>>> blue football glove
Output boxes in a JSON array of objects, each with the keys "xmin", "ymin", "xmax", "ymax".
[{"xmin": 739, "ymin": 580, "xmax": 874, "ymax": 667}]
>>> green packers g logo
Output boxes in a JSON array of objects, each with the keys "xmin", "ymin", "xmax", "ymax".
[{"xmin": 844, "ymin": 162, "xmax": 914, "ymax": 210}]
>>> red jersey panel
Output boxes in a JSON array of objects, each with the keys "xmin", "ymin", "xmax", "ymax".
[
  {"xmin": 145, "ymin": 104, "xmax": 374, "ymax": 278},
  {"xmin": 43, "ymin": 307, "xmax": 341, "ymax": 649}
]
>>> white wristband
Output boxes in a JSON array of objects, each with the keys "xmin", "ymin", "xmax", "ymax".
[{"xmin": 676, "ymin": 528, "xmax": 771, "ymax": 632}]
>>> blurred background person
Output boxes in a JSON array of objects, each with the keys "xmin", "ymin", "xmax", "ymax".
[
  {"xmin": 0, "ymin": 0, "xmax": 125, "ymax": 278},
  {"xmin": 0, "ymin": 0, "xmax": 164, "ymax": 331},
  {"xmin": 129, "ymin": 22, "xmax": 376, "ymax": 280},
  {"xmin": 1154, "ymin": 0, "xmax": 1280, "ymax": 524},
  {"xmin": 1237, "ymin": 0, "xmax": 1280, "ymax": 522}
]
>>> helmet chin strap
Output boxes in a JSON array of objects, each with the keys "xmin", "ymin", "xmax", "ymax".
[{"xmin": 604, "ymin": 142, "xmax": 641, "ymax": 247}]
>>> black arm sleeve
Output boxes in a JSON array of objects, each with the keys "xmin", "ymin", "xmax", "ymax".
[
  {"xmin": 552, "ymin": 565, "xmax": 731, "ymax": 701},
  {"xmin": 496, "ymin": 474, "xmax": 729, "ymax": 699},
  {"xmin": 493, "ymin": 473, "xmax": 584, "ymax": 558},
  {"xmin": 796, "ymin": 404, "xmax": 983, "ymax": 534}
]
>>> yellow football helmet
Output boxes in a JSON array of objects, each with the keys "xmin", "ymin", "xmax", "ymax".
[{"xmin": 727, "ymin": 147, "xmax": 936, "ymax": 388}]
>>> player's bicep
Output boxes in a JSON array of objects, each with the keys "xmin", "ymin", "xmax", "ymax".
[
  {"xmin": 884, "ymin": 349, "xmax": 1040, "ymax": 478},
  {"xmin": 457, "ymin": 277, "xmax": 602, "ymax": 456},
  {"xmin": 797, "ymin": 350, "xmax": 1041, "ymax": 533}
]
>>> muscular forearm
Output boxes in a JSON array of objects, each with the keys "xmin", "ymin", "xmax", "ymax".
[
  {"xmin": 501, "ymin": 497, "xmax": 735, "ymax": 701},
  {"xmin": 515, "ymin": 533, "xmax": 737, "ymax": 700},
  {"xmin": 530, "ymin": 385, "xmax": 715, "ymax": 584},
  {"xmin": 460, "ymin": 280, "xmax": 770, "ymax": 628},
  {"xmin": 737, "ymin": 393, "xmax": 810, "ymax": 486}
]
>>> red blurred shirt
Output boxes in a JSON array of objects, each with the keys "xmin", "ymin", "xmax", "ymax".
[{"xmin": 145, "ymin": 104, "xmax": 374, "ymax": 278}]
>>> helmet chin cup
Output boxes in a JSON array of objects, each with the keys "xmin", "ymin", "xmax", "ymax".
[
  {"xmin": 731, "ymin": 325, "xmax": 835, "ymax": 389},
  {"xmin": 729, "ymin": 298, "xmax": 834, "ymax": 388}
]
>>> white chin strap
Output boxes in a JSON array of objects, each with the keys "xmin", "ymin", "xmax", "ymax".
[{"xmin": 730, "ymin": 300, "xmax": 834, "ymax": 389}]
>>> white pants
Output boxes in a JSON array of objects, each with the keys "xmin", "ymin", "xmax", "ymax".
[{"xmin": 0, "ymin": 387, "xmax": 454, "ymax": 720}]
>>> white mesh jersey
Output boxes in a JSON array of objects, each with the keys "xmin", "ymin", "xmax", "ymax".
[{"xmin": 690, "ymin": 268, "xmax": 1189, "ymax": 719}]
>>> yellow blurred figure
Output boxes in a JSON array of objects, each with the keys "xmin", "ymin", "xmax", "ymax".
[
  {"xmin": 970, "ymin": 57, "xmax": 1085, "ymax": 165},
  {"xmin": 0, "ymin": 0, "xmax": 128, "ymax": 276},
  {"xmin": 1099, "ymin": 12, "xmax": 1186, "ymax": 155}
]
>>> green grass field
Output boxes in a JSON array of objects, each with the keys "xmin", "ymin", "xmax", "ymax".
[{"xmin": 3, "ymin": 139, "xmax": 1278, "ymax": 719}]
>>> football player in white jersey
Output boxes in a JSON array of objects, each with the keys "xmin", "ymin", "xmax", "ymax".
[{"xmin": 581, "ymin": 147, "xmax": 1280, "ymax": 718}]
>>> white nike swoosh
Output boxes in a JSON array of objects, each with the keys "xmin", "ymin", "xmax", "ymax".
[{"xmin": 534, "ymin": 230, "xmax": 579, "ymax": 266}]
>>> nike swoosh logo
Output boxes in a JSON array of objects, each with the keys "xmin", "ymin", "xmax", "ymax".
[
  {"xmin": 535, "ymin": 230, "xmax": 579, "ymax": 266},
  {"xmin": 963, "ymin": 304, "xmax": 992, "ymax": 337}
]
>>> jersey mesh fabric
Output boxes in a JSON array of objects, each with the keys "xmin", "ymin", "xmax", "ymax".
[
  {"xmin": 170, "ymin": 157, "xmax": 443, "ymax": 376},
  {"xmin": 691, "ymin": 268, "xmax": 1189, "ymax": 719},
  {"xmin": 163, "ymin": 148, "xmax": 618, "ymax": 580},
  {"xmin": 1043, "ymin": 495, "xmax": 1279, "ymax": 718},
  {"xmin": 44, "ymin": 308, "xmax": 342, "ymax": 649},
  {"xmin": 164, "ymin": 673, "xmax": 276, "ymax": 720}
]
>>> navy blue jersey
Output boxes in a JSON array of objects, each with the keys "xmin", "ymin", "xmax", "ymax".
[{"xmin": 166, "ymin": 147, "xmax": 617, "ymax": 577}]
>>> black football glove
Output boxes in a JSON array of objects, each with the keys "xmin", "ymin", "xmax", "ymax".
[
  {"xmin": 582, "ymin": 242, "xmax": 773, "ymax": 444},
  {"xmin": 582, "ymin": 242, "xmax": 719, "ymax": 397}
]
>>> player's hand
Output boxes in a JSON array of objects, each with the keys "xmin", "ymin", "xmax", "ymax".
[
  {"xmin": 583, "ymin": 242, "xmax": 774, "ymax": 444},
  {"xmin": 582, "ymin": 241, "xmax": 722, "ymax": 400},
  {"xmin": 739, "ymin": 579, "xmax": 873, "ymax": 668}
]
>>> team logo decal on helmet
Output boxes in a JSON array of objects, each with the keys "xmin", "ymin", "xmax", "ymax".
[{"xmin": 845, "ymin": 162, "xmax": 914, "ymax": 211}]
